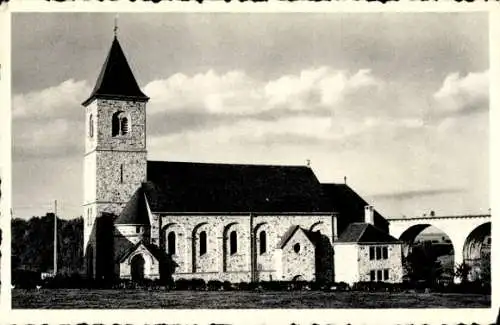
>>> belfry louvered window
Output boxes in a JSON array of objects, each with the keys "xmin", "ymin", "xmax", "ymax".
[
  {"xmin": 120, "ymin": 116, "xmax": 129, "ymax": 135},
  {"xmin": 112, "ymin": 111, "xmax": 130, "ymax": 137}
]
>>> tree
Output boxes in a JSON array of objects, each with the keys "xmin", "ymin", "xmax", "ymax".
[
  {"xmin": 11, "ymin": 214, "xmax": 84, "ymax": 275},
  {"xmin": 403, "ymin": 245, "xmax": 443, "ymax": 286},
  {"xmin": 479, "ymin": 253, "xmax": 490, "ymax": 287},
  {"xmin": 454, "ymin": 262, "xmax": 471, "ymax": 284}
]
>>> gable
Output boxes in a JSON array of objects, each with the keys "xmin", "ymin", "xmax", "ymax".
[
  {"xmin": 116, "ymin": 241, "xmax": 163, "ymax": 263},
  {"xmin": 278, "ymin": 226, "xmax": 319, "ymax": 249}
]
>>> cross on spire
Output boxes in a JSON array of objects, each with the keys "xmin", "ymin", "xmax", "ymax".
[{"xmin": 114, "ymin": 14, "xmax": 119, "ymax": 37}]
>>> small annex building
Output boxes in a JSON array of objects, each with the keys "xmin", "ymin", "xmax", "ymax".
[
  {"xmin": 82, "ymin": 34, "xmax": 403, "ymax": 285},
  {"xmin": 334, "ymin": 206, "xmax": 404, "ymax": 285}
]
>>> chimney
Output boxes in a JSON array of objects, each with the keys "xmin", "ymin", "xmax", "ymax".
[{"xmin": 364, "ymin": 205, "xmax": 374, "ymax": 224}]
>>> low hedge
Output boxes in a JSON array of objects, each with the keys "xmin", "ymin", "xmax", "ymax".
[{"xmin": 12, "ymin": 274, "xmax": 490, "ymax": 294}]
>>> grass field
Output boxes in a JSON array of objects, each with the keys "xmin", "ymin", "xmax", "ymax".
[{"xmin": 12, "ymin": 289, "xmax": 491, "ymax": 309}]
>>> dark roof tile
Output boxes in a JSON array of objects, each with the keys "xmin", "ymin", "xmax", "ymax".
[
  {"xmin": 145, "ymin": 161, "xmax": 329, "ymax": 213},
  {"xmin": 115, "ymin": 187, "xmax": 151, "ymax": 225},
  {"xmin": 82, "ymin": 37, "xmax": 149, "ymax": 106},
  {"xmin": 321, "ymin": 183, "xmax": 389, "ymax": 233},
  {"xmin": 337, "ymin": 222, "xmax": 398, "ymax": 243}
]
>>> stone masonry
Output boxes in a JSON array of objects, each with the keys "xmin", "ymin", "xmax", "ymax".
[
  {"xmin": 357, "ymin": 243, "xmax": 403, "ymax": 283},
  {"xmin": 155, "ymin": 214, "xmax": 337, "ymax": 283},
  {"xmin": 83, "ymin": 98, "xmax": 148, "ymax": 275}
]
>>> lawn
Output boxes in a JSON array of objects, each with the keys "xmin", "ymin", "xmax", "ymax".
[{"xmin": 12, "ymin": 289, "xmax": 491, "ymax": 309}]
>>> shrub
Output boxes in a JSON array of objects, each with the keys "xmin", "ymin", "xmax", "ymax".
[
  {"xmin": 352, "ymin": 281, "xmax": 404, "ymax": 292},
  {"xmin": 174, "ymin": 278, "xmax": 190, "ymax": 290},
  {"xmin": 222, "ymin": 280, "xmax": 233, "ymax": 291},
  {"xmin": 174, "ymin": 278, "xmax": 206, "ymax": 291},
  {"xmin": 207, "ymin": 280, "xmax": 223, "ymax": 291}
]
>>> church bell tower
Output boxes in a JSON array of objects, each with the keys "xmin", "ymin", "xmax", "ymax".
[{"xmin": 82, "ymin": 33, "xmax": 149, "ymax": 278}]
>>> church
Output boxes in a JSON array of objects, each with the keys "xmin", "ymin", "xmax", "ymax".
[{"xmin": 82, "ymin": 34, "xmax": 404, "ymax": 285}]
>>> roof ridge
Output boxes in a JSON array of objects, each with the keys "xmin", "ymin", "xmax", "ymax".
[
  {"xmin": 355, "ymin": 223, "xmax": 370, "ymax": 242},
  {"xmin": 147, "ymin": 160, "xmax": 310, "ymax": 168}
]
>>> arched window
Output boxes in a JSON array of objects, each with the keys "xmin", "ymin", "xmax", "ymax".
[
  {"xmin": 199, "ymin": 231, "xmax": 207, "ymax": 256},
  {"xmin": 167, "ymin": 231, "xmax": 176, "ymax": 255},
  {"xmin": 112, "ymin": 111, "xmax": 130, "ymax": 137},
  {"xmin": 259, "ymin": 231, "xmax": 267, "ymax": 255},
  {"xmin": 89, "ymin": 114, "xmax": 94, "ymax": 138},
  {"xmin": 230, "ymin": 230, "xmax": 237, "ymax": 255}
]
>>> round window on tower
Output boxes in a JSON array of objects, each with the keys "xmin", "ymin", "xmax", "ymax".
[{"xmin": 293, "ymin": 243, "xmax": 301, "ymax": 253}]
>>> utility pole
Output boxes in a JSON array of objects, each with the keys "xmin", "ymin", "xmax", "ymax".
[{"xmin": 54, "ymin": 200, "xmax": 58, "ymax": 276}]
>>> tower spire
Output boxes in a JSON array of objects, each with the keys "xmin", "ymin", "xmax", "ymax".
[
  {"xmin": 114, "ymin": 14, "xmax": 119, "ymax": 38},
  {"xmin": 82, "ymin": 24, "xmax": 149, "ymax": 106}
]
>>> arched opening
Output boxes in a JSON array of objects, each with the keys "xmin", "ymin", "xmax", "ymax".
[
  {"xmin": 192, "ymin": 223, "xmax": 208, "ymax": 273},
  {"xmin": 130, "ymin": 254, "xmax": 145, "ymax": 282},
  {"xmin": 230, "ymin": 231, "xmax": 237, "ymax": 255},
  {"xmin": 259, "ymin": 231, "xmax": 267, "ymax": 255},
  {"xmin": 463, "ymin": 222, "xmax": 491, "ymax": 282},
  {"xmin": 112, "ymin": 111, "xmax": 121, "ymax": 136},
  {"xmin": 112, "ymin": 111, "xmax": 130, "ymax": 137},
  {"xmin": 199, "ymin": 231, "xmax": 207, "ymax": 256},
  {"xmin": 167, "ymin": 231, "xmax": 176, "ymax": 255},
  {"xmin": 399, "ymin": 224, "xmax": 454, "ymax": 285},
  {"xmin": 222, "ymin": 223, "xmax": 239, "ymax": 272},
  {"xmin": 88, "ymin": 114, "xmax": 94, "ymax": 138}
]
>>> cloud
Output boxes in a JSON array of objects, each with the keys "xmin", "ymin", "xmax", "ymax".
[
  {"xmin": 15, "ymin": 68, "xmax": 488, "ymax": 163},
  {"xmin": 13, "ymin": 79, "xmax": 90, "ymax": 120},
  {"xmin": 144, "ymin": 68, "xmax": 385, "ymax": 118},
  {"xmin": 13, "ymin": 79, "xmax": 87, "ymax": 159},
  {"xmin": 433, "ymin": 70, "xmax": 488, "ymax": 115},
  {"xmin": 370, "ymin": 187, "xmax": 466, "ymax": 201}
]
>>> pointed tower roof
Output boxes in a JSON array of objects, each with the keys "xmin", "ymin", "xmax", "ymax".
[
  {"xmin": 115, "ymin": 186, "xmax": 151, "ymax": 225},
  {"xmin": 82, "ymin": 36, "xmax": 149, "ymax": 106}
]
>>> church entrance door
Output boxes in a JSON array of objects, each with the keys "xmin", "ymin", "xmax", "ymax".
[{"xmin": 131, "ymin": 254, "xmax": 145, "ymax": 282}]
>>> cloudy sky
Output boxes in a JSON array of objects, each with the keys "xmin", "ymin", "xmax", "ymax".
[{"xmin": 12, "ymin": 12, "xmax": 489, "ymax": 220}]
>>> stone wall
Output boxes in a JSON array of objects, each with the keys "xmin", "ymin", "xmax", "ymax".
[
  {"xmin": 172, "ymin": 271, "xmax": 252, "ymax": 283},
  {"xmin": 96, "ymin": 99, "xmax": 146, "ymax": 151},
  {"xmin": 85, "ymin": 101, "xmax": 98, "ymax": 153},
  {"xmin": 83, "ymin": 98, "xmax": 148, "ymax": 279},
  {"xmin": 119, "ymin": 245, "xmax": 160, "ymax": 280},
  {"xmin": 280, "ymin": 229, "xmax": 316, "ymax": 281},
  {"xmin": 95, "ymin": 151, "xmax": 147, "ymax": 204},
  {"xmin": 154, "ymin": 213, "xmax": 336, "ymax": 283},
  {"xmin": 357, "ymin": 243, "xmax": 403, "ymax": 283}
]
